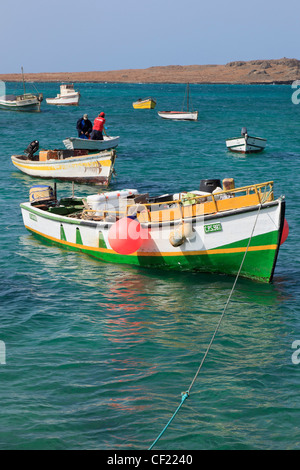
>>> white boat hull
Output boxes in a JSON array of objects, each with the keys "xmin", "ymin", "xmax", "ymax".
[
  {"xmin": 11, "ymin": 150, "xmax": 116, "ymax": 185},
  {"xmin": 63, "ymin": 136, "xmax": 120, "ymax": 151},
  {"xmin": 46, "ymin": 93, "xmax": 80, "ymax": 106},
  {"xmin": 158, "ymin": 111, "xmax": 198, "ymax": 121},
  {"xmin": 226, "ymin": 136, "xmax": 267, "ymax": 153},
  {"xmin": 0, "ymin": 96, "xmax": 42, "ymax": 112}
]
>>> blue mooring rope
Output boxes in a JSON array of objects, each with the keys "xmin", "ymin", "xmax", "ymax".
[
  {"xmin": 148, "ymin": 203, "xmax": 263, "ymax": 450},
  {"xmin": 148, "ymin": 391, "xmax": 189, "ymax": 450}
]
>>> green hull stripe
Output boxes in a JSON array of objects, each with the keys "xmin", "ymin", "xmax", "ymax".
[
  {"xmin": 219, "ymin": 230, "xmax": 278, "ymax": 249},
  {"xmin": 76, "ymin": 228, "xmax": 83, "ymax": 245},
  {"xmin": 60, "ymin": 224, "xmax": 66, "ymax": 241},
  {"xmin": 25, "ymin": 226, "xmax": 279, "ymax": 282},
  {"xmin": 99, "ymin": 231, "xmax": 107, "ymax": 248}
]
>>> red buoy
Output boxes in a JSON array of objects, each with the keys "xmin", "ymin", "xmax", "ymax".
[
  {"xmin": 280, "ymin": 219, "xmax": 289, "ymax": 245},
  {"xmin": 108, "ymin": 217, "xmax": 149, "ymax": 255}
]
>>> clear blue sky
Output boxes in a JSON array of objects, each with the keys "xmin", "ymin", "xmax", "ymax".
[{"xmin": 1, "ymin": 0, "xmax": 299, "ymax": 73}]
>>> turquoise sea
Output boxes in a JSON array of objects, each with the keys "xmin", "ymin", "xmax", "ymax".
[{"xmin": 0, "ymin": 82, "xmax": 299, "ymax": 450}]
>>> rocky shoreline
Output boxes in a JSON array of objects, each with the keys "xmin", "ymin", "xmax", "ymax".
[{"xmin": 1, "ymin": 58, "xmax": 299, "ymax": 84}]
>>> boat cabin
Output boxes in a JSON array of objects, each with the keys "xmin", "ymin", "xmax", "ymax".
[{"xmin": 60, "ymin": 84, "xmax": 76, "ymax": 96}]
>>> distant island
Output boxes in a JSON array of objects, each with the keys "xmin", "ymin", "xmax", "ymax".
[{"xmin": 1, "ymin": 58, "xmax": 299, "ymax": 84}]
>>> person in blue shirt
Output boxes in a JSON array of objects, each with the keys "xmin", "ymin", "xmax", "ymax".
[{"xmin": 76, "ymin": 114, "xmax": 92, "ymax": 139}]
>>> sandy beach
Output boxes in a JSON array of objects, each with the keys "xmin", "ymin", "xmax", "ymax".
[{"xmin": 1, "ymin": 58, "xmax": 299, "ymax": 84}]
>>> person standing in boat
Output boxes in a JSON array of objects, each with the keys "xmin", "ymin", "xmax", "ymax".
[
  {"xmin": 76, "ymin": 114, "xmax": 92, "ymax": 139},
  {"xmin": 90, "ymin": 112, "xmax": 107, "ymax": 140}
]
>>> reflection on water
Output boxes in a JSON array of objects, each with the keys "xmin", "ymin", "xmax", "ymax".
[
  {"xmin": 18, "ymin": 232, "xmax": 286, "ymax": 310},
  {"xmin": 17, "ymin": 231, "xmax": 290, "ymax": 363}
]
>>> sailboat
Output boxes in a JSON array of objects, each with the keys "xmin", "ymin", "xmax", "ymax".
[
  {"xmin": 157, "ymin": 83, "xmax": 198, "ymax": 121},
  {"xmin": 0, "ymin": 67, "xmax": 43, "ymax": 112}
]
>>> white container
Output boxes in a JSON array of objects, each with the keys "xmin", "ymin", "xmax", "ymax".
[{"xmin": 86, "ymin": 189, "xmax": 138, "ymax": 215}]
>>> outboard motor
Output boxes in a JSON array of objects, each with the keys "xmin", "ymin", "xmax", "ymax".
[
  {"xmin": 241, "ymin": 127, "xmax": 248, "ymax": 136},
  {"xmin": 24, "ymin": 140, "xmax": 39, "ymax": 160}
]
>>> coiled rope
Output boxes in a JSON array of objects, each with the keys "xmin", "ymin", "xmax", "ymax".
[{"xmin": 148, "ymin": 203, "xmax": 263, "ymax": 450}]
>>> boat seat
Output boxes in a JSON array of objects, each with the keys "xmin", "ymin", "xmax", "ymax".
[
  {"xmin": 148, "ymin": 194, "xmax": 174, "ymax": 204},
  {"xmin": 13, "ymin": 155, "xmax": 28, "ymax": 160},
  {"xmin": 31, "ymin": 203, "xmax": 49, "ymax": 210},
  {"xmin": 48, "ymin": 206, "xmax": 71, "ymax": 215},
  {"xmin": 134, "ymin": 193, "xmax": 149, "ymax": 204}
]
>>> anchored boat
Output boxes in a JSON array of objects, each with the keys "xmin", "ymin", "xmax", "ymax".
[
  {"xmin": 0, "ymin": 93, "xmax": 43, "ymax": 112},
  {"xmin": 0, "ymin": 67, "xmax": 43, "ymax": 112},
  {"xmin": 63, "ymin": 135, "xmax": 120, "ymax": 151},
  {"xmin": 226, "ymin": 127, "xmax": 267, "ymax": 153},
  {"xmin": 157, "ymin": 110, "xmax": 198, "ymax": 121},
  {"xmin": 20, "ymin": 178, "xmax": 287, "ymax": 282},
  {"xmin": 11, "ymin": 141, "xmax": 117, "ymax": 185},
  {"xmin": 132, "ymin": 97, "xmax": 156, "ymax": 109},
  {"xmin": 157, "ymin": 83, "xmax": 198, "ymax": 121},
  {"xmin": 46, "ymin": 84, "xmax": 80, "ymax": 106}
]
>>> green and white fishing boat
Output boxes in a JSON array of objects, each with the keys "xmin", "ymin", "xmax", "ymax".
[{"xmin": 20, "ymin": 178, "xmax": 288, "ymax": 282}]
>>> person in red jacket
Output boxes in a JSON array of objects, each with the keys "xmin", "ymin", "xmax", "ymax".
[{"xmin": 90, "ymin": 112, "xmax": 107, "ymax": 140}]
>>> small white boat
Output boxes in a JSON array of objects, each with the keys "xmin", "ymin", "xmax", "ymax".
[
  {"xmin": 0, "ymin": 67, "xmax": 43, "ymax": 112},
  {"xmin": 46, "ymin": 84, "xmax": 80, "ymax": 106},
  {"xmin": 158, "ymin": 83, "xmax": 198, "ymax": 121},
  {"xmin": 157, "ymin": 110, "xmax": 198, "ymax": 121},
  {"xmin": 11, "ymin": 144, "xmax": 117, "ymax": 186},
  {"xmin": 226, "ymin": 128, "xmax": 267, "ymax": 153},
  {"xmin": 63, "ymin": 135, "xmax": 120, "ymax": 151}
]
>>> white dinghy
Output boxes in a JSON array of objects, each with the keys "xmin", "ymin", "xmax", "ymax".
[
  {"xmin": 226, "ymin": 127, "xmax": 267, "ymax": 153},
  {"xmin": 63, "ymin": 135, "xmax": 120, "ymax": 151}
]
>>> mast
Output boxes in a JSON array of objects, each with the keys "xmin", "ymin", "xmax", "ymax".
[
  {"xmin": 187, "ymin": 83, "xmax": 189, "ymax": 112},
  {"xmin": 21, "ymin": 67, "xmax": 26, "ymax": 95}
]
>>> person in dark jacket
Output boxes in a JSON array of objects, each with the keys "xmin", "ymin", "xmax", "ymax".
[{"xmin": 76, "ymin": 114, "xmax": 92, "ymax": 139}]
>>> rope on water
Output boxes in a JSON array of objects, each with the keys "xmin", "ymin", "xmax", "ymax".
[
  {"xmin": 148, "ymin": 203, "xmax": 263, "ymax": 450},
  {"xmin": 148, "ymin": 392, "xmax": 189, "ymax": 450}
]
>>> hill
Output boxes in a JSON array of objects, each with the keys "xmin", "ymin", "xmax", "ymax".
[{"xmin": 1, "ymin": 58, "xmax": 299, "ymax": 84}]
